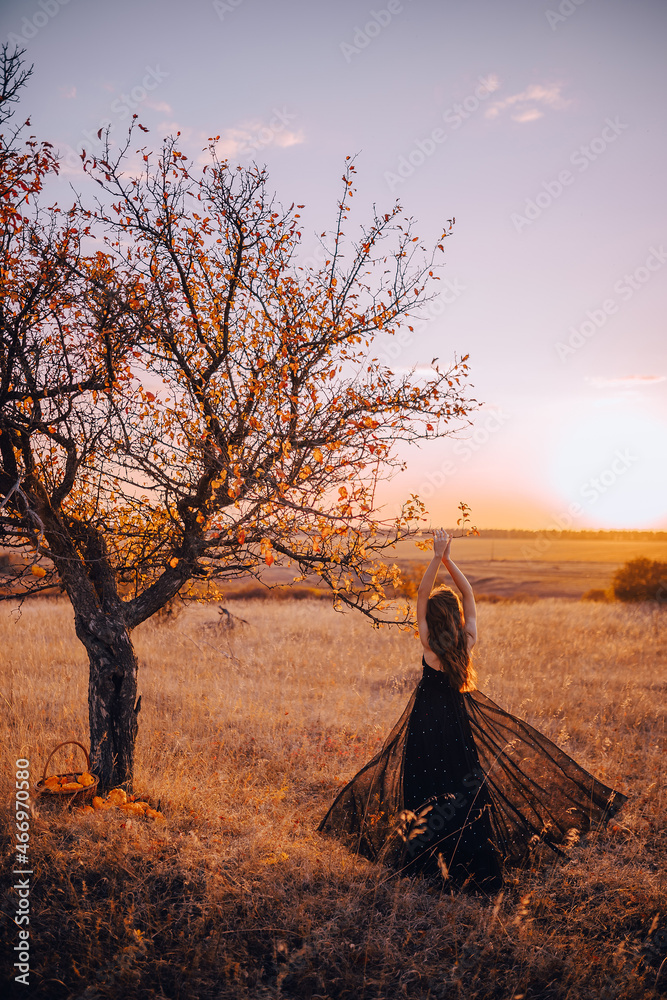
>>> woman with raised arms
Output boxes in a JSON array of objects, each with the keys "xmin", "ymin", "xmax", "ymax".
[{"xmin": 318, "ymin": 529, "xmax": 627, "ymax": 894}]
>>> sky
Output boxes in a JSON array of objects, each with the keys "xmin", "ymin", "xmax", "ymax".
[{"xmin": 2, "ymin": 0, "xmax": 666, "ymax": 530}]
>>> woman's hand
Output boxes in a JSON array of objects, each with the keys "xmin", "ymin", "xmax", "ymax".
[{"xmin": 432, "ymin": 528, "xmax": 451, "ymax": 561}]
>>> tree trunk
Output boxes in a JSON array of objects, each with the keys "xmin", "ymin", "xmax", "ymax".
[{"xmin": 74, "ymin": 611, "xmax": 140, "ymax": 789}]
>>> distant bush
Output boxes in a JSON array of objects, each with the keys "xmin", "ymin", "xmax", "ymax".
[
  {"xmin": 581, "ymin": 589, "xmax": 612, "ymax": 602},
  {"xmin": 611, "ymin": 557, "xmax": 667, "ymax": 602}
]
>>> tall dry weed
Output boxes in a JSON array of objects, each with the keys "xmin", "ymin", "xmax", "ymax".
[{"xmin": 1, "ymin": 597, "xmax": 665, "ymax": 999}]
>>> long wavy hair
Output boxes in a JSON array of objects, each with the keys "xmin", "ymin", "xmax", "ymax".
[{"xmin": 425, "ymin": 585, "xmax": 477, "ymax": 692}]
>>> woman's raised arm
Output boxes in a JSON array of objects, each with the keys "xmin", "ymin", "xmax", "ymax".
[
  {"xmin": 416, "ymin": 528, "xmax": 448, "ymax": 650},
  {"xmin": 416, "ymin": 529, "xmax": 477, "ymax": 653},
  {"xmin": 443, "ymin": 543, "xmax": 477, "ymax": 652}
]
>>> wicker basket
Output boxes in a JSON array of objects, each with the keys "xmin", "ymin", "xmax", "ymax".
[{"xmin": 34, "ymin": 740, "xmax": 99, "ymax": 810}]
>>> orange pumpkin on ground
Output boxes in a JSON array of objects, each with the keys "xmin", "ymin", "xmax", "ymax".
[
  {"xmin": 106, "ymin": 788, "xmax": 127, "ymax": 806},
  {"xmin": 120, "ymin": 802, "xmax": 147, "ymax": 816}
]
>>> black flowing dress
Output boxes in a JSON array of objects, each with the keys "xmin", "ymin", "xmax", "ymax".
[{"xmin": 318, "ymin": 658, "xmax": 627, "ymax": 894}]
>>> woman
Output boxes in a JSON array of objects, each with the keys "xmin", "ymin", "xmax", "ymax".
[{"xmin": 318, "ymin": 529, "xmax": 627, "ymax": 894}]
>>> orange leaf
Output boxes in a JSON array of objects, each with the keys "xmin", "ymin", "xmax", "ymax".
[
  {"xmin": 313, "ymin": 447, "xmax": 324, "ymax": 463},
  {"xmin": 265, "ymin": 553, "xmax": 274, "ymax": 567},
  {"xmin": 31, "ymin": 565, "xmax": 46, "ymax": 578}
]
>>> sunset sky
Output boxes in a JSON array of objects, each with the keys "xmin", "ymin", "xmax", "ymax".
[{"xmin": 3, "ymin": 0, "xmax": 665, "ymax": 530}]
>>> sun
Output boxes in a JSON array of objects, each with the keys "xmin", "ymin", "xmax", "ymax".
[{"xmin": 547, "ymin": 399, "xmax": 667, "ymax": 529}]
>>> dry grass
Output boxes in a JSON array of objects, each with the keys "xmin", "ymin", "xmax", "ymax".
[{"xmin": 1, "ymin": 597, "xmax": 666, "ymax": 999}]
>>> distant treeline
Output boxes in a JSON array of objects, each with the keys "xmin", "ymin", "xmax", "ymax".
[{"xmin": 459, "ymin": 529, "xmax": 667, "ymax": 541}]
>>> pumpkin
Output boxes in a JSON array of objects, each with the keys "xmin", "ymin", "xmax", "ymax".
[
  {"xmin": 78, "ymin": 772, "xmax": 95, "ymax": 787},
  {"xmin": 120, "ymin": 802, "xmax": 147, "ymax": 816},
  {"xmin": 61, "ymin": 781, "xmax": 83, "ymax": 791},
  {"xmin": 44, "ymin": 776, "xmax": 60, "ymax": 790},
  {"xmin": 106, "ymin": 788, "xmax": 127, "ymax": 806}
]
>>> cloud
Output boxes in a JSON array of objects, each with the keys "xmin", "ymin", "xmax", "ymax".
[
  {"xmin": 144, "ymin": 99, "xmax": 172, "ymax": 113},
  {"xmin": 485, "ymin": 83, "xmax": 572, "ymax": 123},
  {"xmin": 60, "ymin": 86, "xmax": 76, "ymax": 100},
  {"xmin": 274, "ymin": 130, "xmax": 303, "ymax": 149},
  {"xmin": 156, "ymin": 120, "xmax": 185, "ymax": 135},
  {"xmin": 512, "ymin": 109, "xmax": 543, "ymax": 123},
  {"xmin": 211, "ymin": 119, "xmax": 304, "ymax": 160},
  {"xmin": 586, "ymin": 375, "xmax": 666, "ymax": 388}
]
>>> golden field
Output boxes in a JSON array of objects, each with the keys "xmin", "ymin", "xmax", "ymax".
[
  {"xmin": 388, "ymin": 537, "xmax": 667, "ymax": 564},
  {"xmin": 219, "ymin": 536, "xmax": 667, "ymax": 602},
  {"xmin": 1, "ymin": 596, "xmax": 666, "ymax": 999}
]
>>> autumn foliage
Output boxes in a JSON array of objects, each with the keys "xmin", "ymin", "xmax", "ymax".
[{"xmin": 0, "ymin": 47, "xmax": 474, "ymax": 785}]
